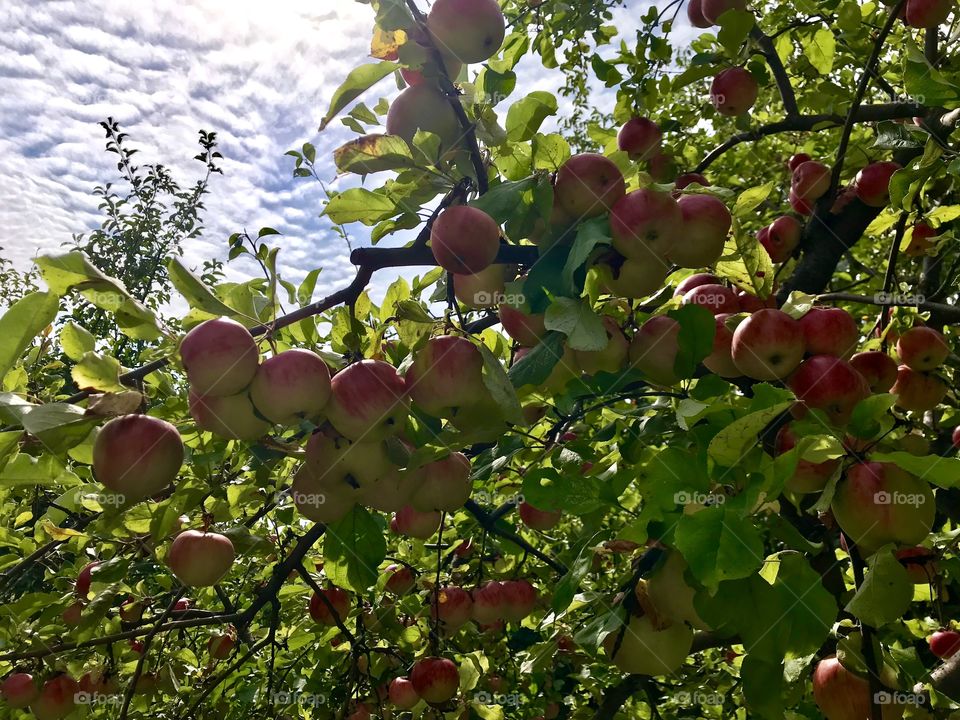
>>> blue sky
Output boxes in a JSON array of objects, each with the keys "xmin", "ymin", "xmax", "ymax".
[{"xmin": 1, "ymin": 0, "xmax": 693, "ymax": 304}]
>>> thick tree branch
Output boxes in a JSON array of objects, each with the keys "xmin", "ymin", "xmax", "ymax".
[
  {"xmin": 751, "ymin": 27, "xmax": 798, "ymax": 117},
  {"xmin": 814, "ymin": 293, "xmax": 960, "ymax": 323}
]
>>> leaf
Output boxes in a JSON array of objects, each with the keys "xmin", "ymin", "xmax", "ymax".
[
  {"xmin": 708, "ymin": 402, "xmax": 793, "ymax": 467},
  {"xmin": 669, "ymin": 304, "xmax": 715, "ymax": 378},
  {"xmin": 531, "ymin": 133, "xmax": 571, "ymax": 170},
  {"xmin": 733, "ymin": 182, "xmax": 776, "ymax": 217},
  {"xmin": 716, "ymin": 221, "xmax": 775, "ymax": 297},
  {"xmin": 86, "ymin": 391, "xmax": 144, "ymax": 417},
  {"xmin": 846, "ymin": 549, "xmax": 913, "ymax": 628},
  {"xmin": 71, "ymin": 352, "xmax": 126, "ymax": 393},
  {"xmin": 324, "ymin": 506, "xmax": 387, "ymax": 592},
  {"xmin": 741, "ymin": 655, "xmax": 786, "ymax": 719},
  {"xmin": 803, "ymin": 28, "xmax": 836, "ymax": 74},
  {"xmin": 674, "ymin": 506, "xmax": 765, "ymax": 590},
  {"xmin": 60, "ymin": 321, "xmax": 95, "ymax": 362},
  {"xmin": 904, "ymin": 42, "xmax": 960, "ymax": 105},
  {"xmin": 544, "ymin": 298, "xmax": 606, "ymax": 351},
  {"xmin": 166, "ymin": 258, "xmax": 237, "ymax": 317},
  {"xmin": 870, "ymin": 451, "xmax": 960, "ymax": 489},
  {"xmin": 717, "ymin": 9, "xmax": 755, "ymax": 56},
  {"xmin": 325, "ymin": 188, "xmax": 398, "ymax": 225},
  {"xmin": 562, "ymin": 216, "xmax": 611, "ymax": 290},
  {"xmin": 470, "ymin": 178, "xmax": 536, "ymax": 225},
  {"xmin": 521, "ymin": 467, "xmax": 603, "ymax": 515},
  {"xmin": 319, "ymin": 62, "xmax": 400, "ymax": 131},
  {"xmin": 0, "ymin": 291, "xmax": 58, "ymax": 380},
  {"xmin": 18, "ymin": 403, "xmax": 96, "ymax": 455},
  {"xmin": 505, "ymin": 91, "xmax": 558, "ymax": 142},
  {"xmin": 333, "ymin": 134, "xmax": 418, "ymax": 174},
  {"xmin": 477, "ymin": 344, "xmax": 524, "ymax": 425},
  {"xmin": 508, "ymin": 332, "xmax": 566, "ymax": 388}
]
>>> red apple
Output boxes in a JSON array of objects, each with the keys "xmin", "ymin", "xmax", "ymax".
[
  {"xmin": 189, "ymin": 389, "xmax": 270, "ymax": 441},
  {"xmin": 431, "ymin": 586, "xmax": 474, "ymax": 632},
  {"xmin": 682, "ymin": 283, "xmax": 740, "ymax": 315},
  {"xmin": 179, "ymin": 317, "xmax": 259, "ymax": 396},
  {"xmin": 249, "ymin": 349, "xmax": 331, "ymax": 425},
  {"xmin": 789, "ymin": 355, "xmax": 870, "ymax": 426},
  {"xmin": 554, "ymin": 153, "xmax": 626, "ymax": 220},
  {"xmin": 792, "ymin": 161, "xmax": 831, "ymax": 201},
  {"xmin": 776, "ymin": 425, "xmax": 840, "ymax": 494},
  {"xmin": 519, "ymin": 501, "xmax": 561, "ymax": 530},
  {"xmin": 454, "ymin": 264, "xmax": 509, "ymax": 309},
  {"xmin": 78, "ymin": 668, "xmax": 117, "ymax": 696},
  {"xmin": 385, "ymin": 564, "xmax": 417, "ymax": 595},
  {"xmin": 905, "ymin": 221, "xmax": 938, "ymax": 257},
  {"xmin": 410, "ymin": 452, "xmax": 473, "ymax": 512},
  {"xmin": 309, "ymin": 586, "xmax": 351, "ymax": 626},
  {"xmin": 930, "ymin": 630, "xmax": 960, "ymax": 658},
  {"xmin": 499, "ymin": 303, "xmax": 547, "ymax": 347},
  {"xmin": 669, "ymin": 194, "xmax": 731, "ymax": 268},
  {"xmin": 674, "ymin": 273, "xmax": 721, "ymax": 297},
  {"xmin": 30, "ymin": 675, "xmax": 79, "ymax": 720},
  {"xmin": 854, "ymin": 161, "xmax": 901, "ymax": 207},
  {"xmin": 617, "ymin": 117, "xmax": 662, "ymax": 161},
  {"xmin": 410, "ymin": 657, "xmax": 460, "ymax": 705},
  {"xmin": 731, "ymin": 308, "xmax": 806, "ymax": 380},
  {"xmin": 701, "ymin": 0, "xmax": 747, "ymax": 23},
  {"xmin": 710, "ymin": 67, "xmax": 758, "ymax": 116},
  {"xmin": 787, "ymin": 153, "xmax": 812, "ymax": 172},
  {"xmin": 760, "ymin": 215, "xmax": 802, "ymax": 263},
  {"xmin": 799, "ymin": 307, "xmax": 859, "ymax": 359},
  {"xmin": 953, "ymin": 426, "xmax": 960, "ymax": 448},
  {"xmin": 75, "ymin": 560, "xmax": 101, "ymax": 598},
  {"xmin": 500, "ymin": 579, "xmax": 538, "ymax": 621},
  {"xmin": 897, "ymin": 326, "xmax": 949, "ymax": 371},
  {"xmin": 703, "ymin": 313, "xmax": 741, "ymax": 378},
  {"xmin": 62, "ymin": 601, "xmax": 84, "ymax": 626},
  {"xmin": 1, "ymin": 673, "xmax": 37, "ymax": 709},
  {"xmin": 386, "ymin": 84, "xmax": 460, "ymax": 149},
  {"xmin": 392, "ymin": 505, "xmax": 441, "ymax": 539},
  {"xmin": 426, "ymin": 0, "xmax": 505, "ymax": 63},
  {"xmin": 674, "ymin": 172, "xmax": 711, "ymax": 195},
  {"xmin": 687, "ymin": 0, "xmax": 713, "ymax": 27},
  {"xmin": 208, "ymin": 632, "xmax": 235, "ymax": 660},
  {"xmin": 737, "ymin": 290, "xmax": 776, "ymax": 313},
  {"xmin": 905, "ymin": 0, "xmax": 953, "ymax": 28},
  {"xmin": 892, "ymin": 366, "xmax": 947, "ymax": 411},
  {"xmin": 593, "ymin": 257, "xmax": 671, "ymax": 299},
  {"xmin": 93, "ymin": 414, "xmax": 183, "ymax": 502},
  {"xmin": 431, "ymin": 206, "xmax": 501, "ymax": 275},
  {"xmin": 168, "ymin": 530, "xmax": 235, "ymax": 587},
  {"xmin": 173, "ymin": 598, "xmax": 190, "ymax": 613},
  {"xmin": 610, "ymin": 188, "xmax": 681, "ymax": 260},
  {"xmin": 647, "ymin": 151, "xmax": 677, "ymax": 182},
  {"xmin": 389, "ymin": 677, "xmax": 420, "ymax": 709},
  {"xmin": 812, "ymin": 655, "xmax": 902, "ymax": 720},
  {"xmin": 629, "ymin": 315, "xmax": 683, "ymax": 385},
  {"xmin": 471, "ymin": 581, "xmax": 506, "ymax": 624},
  {"xmin": 789, "ymin": 188, "xmax": 814, "ymax": 215},
  {"xmin": 850, "ymin": 351, "xmax": 899, "ymax": 392},
  {"xmin": 325, "ymin": 360, "xmax": 409, "ymax": 441},
  {"xmin": 405, "ymin": 336, "xmax": 485, "ymax": 418},
  {"xmin": 400, "ymin": 54, "xmax": 462, "ymax": 86}
]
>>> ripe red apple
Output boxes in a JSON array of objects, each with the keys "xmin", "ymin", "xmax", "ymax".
[
  {"xmin": 168, "ymin": 530, "xmax": 235, "ymax": 587},
  {"xmin": 305, "ymin": 428, "xmax": 392, "ymax": 489},
  {"xmin": 179, "ymin": 317, "xmax": 259, "ymax": 397},
  {"xmin": 710, "ymin": 67, "xmax": 758, "ymax": 116},
  {"xmin": 610, "ymin": 188, "xmax": 681, "ymax": 260},
  {"xmin": 799, "ymin": 307, "xmax": 859, "ymax": 359},
  {"xmin": 2, "ymin": 673, "xmax": 37, "ymax": 709},
  {"xmin": 62, "ymin": 601, "xmax": 84, "ymax": 626},
  {"xmin": 249, "ymin": 349, "xmax": 331, "ymax": 425},
  {"xmin": 812, "ymin": 655, "xmax": 902, "ymax": 720},
  {"xmin": 687, "ymin": 0, "xmax": 713, "ymax": 27},
  {"xmin": 500, "ymin": 579, "xmax": 538, "ymax": 622},
  {"xmin": 30, "ymin": 675, "xmax": 79, "ymax": 720},
  {"xmin": 189, "ymin": 389, "xmax": 271, "ymax": 441},
  {"xmin": 411, "ymin": 657, "xmax": 459, "ymax": 705},
  {"xmin": 930, "ymin": 630, "xmax": 960, "ymax": 658},
  {"xmin": 410, "ymin": 452, "xmax": 473, "ymax": 512},
  {"xmin": 309, "ymin": 586, "xmax": 351, "ymax": 626},
  {"xmin": 646, "ymin": 151, "xmax": 676, "ymax": 182},
  {"xmin": 617, "ymin": 117, "xmax": 662, "ymax": 160},
  {"xmin": 93, "ymin": 414, "xmax": 183, "ymax": 502},
  {"xmin": 787, "ymin": 153, "xmax": 812, "ymax": 171},
  {"xmin": 790, "ymin": 355, "xmax": 870, "ymax": 426},
  {"xmin": 674, "ymin": 273, "xmax": 721, "ymax": 296},
  {"xmin": 431, "ymin": 206, "xmax": 501, "ymax": 275},
  {"xmin": 905, "ymin": 221, "xmax": 938, "ymax": 257},
  {"xmin": 325, "ymin": 360, "xmax": 409, "ymax": 441},
  {"xmin": 892, "ymin": 366, "xmax": 947, "ymax": 411},
  {"xmin": 75, "ymin": 560, "xmax": 100, "ymax": 598},
  {"xmin": 119, "ymin": 597, "xmax": 143, "ymax": 623},
  {"xmin": 454, "ymin": 265, "xmax": 509, "ymax": 309},
  {"xmin": 832, "ymin": 461, "xmax": 934, "ymax": 554},
  {"xmin": 953, "ymin": 426, "xmax": 960, "ymax": 448},
  {"xmin": 669, "ymin": 194, "xmax": 731, "ymax": 268},
  {"xmin": 472, "ymin": 581, "xmax": 506, "ymax": 624},
  {"xmin": 603, "ymin": 615, "xmax": 693, "ymax": 675},
  {"xmin": 682, "ymin": 283, "xmax": 740, "ymax": 315},
  {"xmin": 701, "ymin": 0, "xmax": 747, "ymax": 23},
  {"xmin": 789, "ymin": 188, "xmax": 814, "ymax": 215},
  {"xmin": 427, "ymin": 0, "xmax": 505, "ymax": 63},
  {"xmin": 291, "ymin": 460, "xmax": 361, "ymax": 524},
  {"xmin": 384, "ymin": 564, "xmax": 416, "ymax": 595},
  {"xmin": 392, "ymin": 505, "xmax": 441, "ymax": 539},
  {"xmin": 905, "ymin": 0, "xmax": 953, "ymax": 28},
  {"xmin": 593, "ymin": 256, "xmax": 671, "ymax": 299},
  {"xmin": 792, "ymin": 161, "xmax": 831, "ymax": 201},
  {"xmin": 208, "ymin": 632, "xmax": 235, "ymax": 660},
  {"xmin": 854, "ymin": 161, "xmax": 902, "ymax": 207},
  {"xmin": 897, "ymin": 326, "xmax": 949, "ymax": 371},
  {"xmin": 703, "ymin": 313, "xmax": 741, "ymax": 378},
  {"xmin": 850, "ymin": 351, "xmax": 898, "ymax": 392},
  {"xmin": 629, "ymin": 315, "xmax": 683, "ymax": 385},
  {"xmin": 760, "ymin": 215, "xmax": 802, "ymax": 263},
  {"xmin": 386, "ymin": 84, "xmax": 460, "ymax": 149},
  {"xmin": 554, "ymin": 153, "xmax": 626, "ymax": 219},
  {"xmin": 776, "ymin": 425, "xmax": 841, "ymax": 493},
  {"xmin": 896, "ymin": 546, "xmax": 939, "ymax": 583},
  {"xmin": 731, "ymin": 308, "xmax": 806, "ymax": 380},
  {"xmin": 389, "ymin": 677, "xmax": 420, "ymax": 709},
  {"xmin": 575, "ymin": 316, "xmax": 629, "ymax": 375},
  {"xmin": 78, "ymin": 668, "xmax": 117, "ymax": 696},
  {"xmin": 499, "ymin": 303, "xmax": 547, "ymax": 347},
  {"xmin": 674, "ymin": 172, "xmax": 711, "ymax": 196},
  {"xmin": 173, "ymin": 598, "xmax": 190, "ymax": 613},
  {"xmin": 405, "ymin": 336, "xmax": 485, "ymax": 418},
  {"xmin": 519, "ymin": 501, "xmax": 561, "ymax": 530},
  {"xmin": 737, "ymin": 290, "xmax": 776, "ymax": 313},
  {"xmin": 431, "ymin": 586, "xmax": 474, "ymax": 631}
]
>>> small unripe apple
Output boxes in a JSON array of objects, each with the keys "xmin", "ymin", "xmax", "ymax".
[
  {"xmin": 617, "ymin": 117, "xmax": 662, "ymax": 161},
  {"xmin": 426, "ymin": 0, "xmax": 505, "ymax": 63},
  {"xmin": 682, "ymin": 283, "xmax": 740, "ymax": 315},
  {"xmin": 610, "ymin": 188, "xmax": 681, "ymax": 260},
  {"xmin": 325, "ymin": 360, "xmax": 409, "ymax": 441},
  {"xmin": 554, "ymin": 153, "xmax": 626, "ymax": 219},
  {"xmin": 249, "ymin": 349, "xmax": 332, "ymax": 425},
  {"xmin": 31, "ymin": 675, "xmax": 79, "ymax": 720},
  {"xmin": 792, "ymin": 161, "xmax": 831, "ymax": 201},
  {"xmin": 519, "ymin": 501, "xmax": 561, "ymax": 530},
  {"xmin": 710, "ymin": 67, "xmax": 758, "ymax": 116},
  {"xmin": 1, "ymin": 672, "xmax": 38, "ymax": 709},
  {"xmin": 629, "ymin": 315, "xmax": 682, "ymax": 386},
  {"xmin": 731, "ymin": 308, "xmax": 806, "ymax": 381},
  {"xmin": 392, "ymin": 505, "xmax": 441, "ymax": 539},
  {"xmin": 799, "ymin": 307, "xmax": 859, "ymax": 359},
  {"xmin": 189, "ymin": 389, "xmax": 271, "ymax": 441},
  {"xmin": 431, "ymin": 206, "xmax": 501, "ymax": 275},
  {"xmin": 389, "ymin": 677, "xmax": 420, "ymax": 709},
  {"xmin": 892, "ymin": 366, "xmax": 947, "ymax": 411},
  {"xmin": 93, "ymin": 415, "xmax": 184, "ymax": 502},
  {"xmin": 897, "ymin": 326, "xmax": 949, "ymax": 371},
  {"xmin": 669, "ymin": 194, "xmax": 731, "ymax": 268},
  {"xmin": 386, "ymin": 84, "xmax": 460, "ymax": 149},
  {"xmin": 850, "ymin": 351, "xmax": 899, "ymax": 393},
  {"xmin": 410, "ymin": 657, "xmax": 460, "ymax": 705},
  {"xmin": 431, "ymin": 586, "xmax": 474, "ymax": 632},
  {"xmin": 309, "ymin": 586, "xmax": 351, "ymax": 626},
  {"xmin": 854, "ymin": 161, "xmax": 902, "ymax": 207},
  {"xmin": 179, "ymin": 317, "xmax": 259, "ymax": 397},
  {"xmin": 168, "ymin": 530, "xmax": 235, "ymax": 587}
]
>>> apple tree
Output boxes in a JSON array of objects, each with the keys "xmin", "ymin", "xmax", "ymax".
[{"xmin": 4, "ymin": 0, "xmax": 960, "ymax": 719}]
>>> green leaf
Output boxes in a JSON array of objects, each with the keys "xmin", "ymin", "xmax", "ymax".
[
  {"xmin": 708, "ymin": 402, "xmax": 792, "ymax": 467},
  {"xmin": 803, "ymin": 28, "xmax": 836, "ymax": 74},
  {"xmin": 333, "ymin": 134, "xmax": 417, "ymax": 174},
  {"xmin": 717, "ymin": 9, "xmax": 755, "ymax": 56},
  {"xmin": 531, "ymin": 133, "xmax": 571, "ymax": 170},
  {"xmin": 470, "ymin": 178, "xmax": 536, "ymax": 225},
  {"xmin": 675, "ymin": 506, "xmax": 764, "ymax": 590},
  {"xmin": 741, "ymin": 655, "xmax": 786, "ymax": 719},
  {"xmin": 733, "ymin": 182, "xmax": 776, "ymax": 217},
  {"xmin": 846, "ymin": 549, "xmax": 913, "ymax": 628},
  {"xmin": 166, "ymin": 258, "xmax": 237, "ymax": 317},
  {"xmin": 669, "ymin": 304, "xmax": 715, "ymax": 378},
  {"xmin": 71, "ymin": 352, "xmax": 126, "ymax": 393},
  {"xmin": 477, "ymin": 344, "xmax": 524, "ymax": 425},
  {"xmin": 19, "ymin": 404, "xmax": 96, "ymax": 455},
  {"xmin": 60, "ymin": 321, "xmax": 95, "ymax": 362},
  {"xmin": 324, "ymin": 506, "xmax": 387, "ymax": 592},
  {"xmin": 544, "ymin": 298, "xmax": 606, "ymax": 351},
  {"xmin": 562, "ymin": 216, "xmax": 611, "ymax": 290},
  {"xmin": 0, "ymin": 291, "xmax": 59, "ymax": 380},
  {"xmin": 508, "ymin": 332, "xmax": 566, "ymax": 388},
  {"xmin": 870, "ymin": 451, "xmax": 960, "ymax": 489},
  {"xmin": 325, "ymin": 188, "xmax": 398, "ymax": 225},
  {"xmin": 319, "ymin": 62, "xmax": 400, "ymax": 131},
  {"xmin": 505, "ymin": 91, "xmax": 558, "ymax": 142},
  {"xmin": 522, "ymin": 467, "xmax": 603, "ymax": 515},
  {"xmin": 904, "ymin": 42, "xmax": 960, "ymax": 105},
  {"xmin": 716, "ymin": 221, "xmax": 775, "ymax": 297}
]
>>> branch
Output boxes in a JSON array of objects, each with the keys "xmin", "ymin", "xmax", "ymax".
[
  {"xmin": 814, "ymin": 292, "xmax": 960, "ymax": 324},
  {"xmin": 751, "ymin": 27, "xmax": 798, "ymax": 116},
  {"xmin": 464, "ymin": 499, "xmax": 568, "ymax": 574}
]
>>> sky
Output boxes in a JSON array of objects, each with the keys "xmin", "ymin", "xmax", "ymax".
[{"xmin": 0, "ymin": 0, "xmax": 695, "ymax": 306}]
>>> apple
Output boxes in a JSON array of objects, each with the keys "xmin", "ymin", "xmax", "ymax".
[
  {"xmin": 832, "ymin": 461, "xmax": 935, "ymax": 554},
  {"xmin": 411, "ymin": 657, "xmax": 459, "ymax": 705},
  {"xmin": 406, "ymin": 336, "xmax": 485, "ymax": 418},
  {"xmin": 674, "ymin": 273, "xmax": 720, "ymax": 296},
  {"xmin": 347, "ymin": 702, "xmax": 371, "ymax": 720},
  {"xmin": 617, "ymin": 117, "xmax": 662, "ymax": 161},
  {"xmin": 790, "ymin": 355, "xmax": 871, "ymax": 426},
  {"xmin": 431, "ymin": 586, "xmax": 474, "ymax": 631},
  {"xmin": 472, "ymin": 581, "xmax": 506, "ymax": 624},
  {"xmin": 610, "ymin": 188, "xmax": 682, "ymax": 260},
  {"xmin": 291, "ymin": 462, "xmax": 360, "ymax": 523},
  {"xmin": 799, "ymin": 307, "xmax": 859, "ymax": 359},
  {"xmin": 387, "ymin": 84, "xmax": 461, "ymax": 150},
  {"xmin": 812, "ymin": 655, "xmax": 903, "ymax": 720},
  {"xmin": 189, "ymin": 389, "xmax": 271, "ymax": 441},
  {"xmin": 892, "ymin": 366, "xmax": 947, "ymax": 411},
  {"xmin": 454, "ymin": 265, "xmax": 509, "ymax": 309},
  {"xmin": 669, "ymin": 194, "xmax": 731, "ymax": 268},
  {"xmin": 500, "ymin": 579, "xmax": 538, "ymax": 622},
  {"xmin": 168, "ymin": 530, "xmax": 235, "ymax": 587},
  {"xmin": 792, "ymin": 160, "xmax": 832, "ymax": 201},
  {"xmin": 897, "ymin": 326, "xmax": 949, "ymax": 371},
  {"xmin": 710, "ymin": 67, "xmax": 758, "ymax": 116},
  {"xmin": 392, "ymin": 505, "xmax": 442, "ymax": 539},
  {"xmin": 905, "ymin": 221, "xmax": 938, "ymax": 257},
  {"xmin": 554, "ymin": 153, "xmax": 626, "ymax": 219},
  {"xmin": 325, "ymin": 360, "xmax": 409, "ymax": 441},
  {"xmin": 208, "ymin": 632, "xmax": 235, "ymax": 660},
  {"xmin": 75, "ymin": 560, "xmax": 101, "ymax": 598},
  {"xmin": 905, "ymin": 0, "xmax": 953, "ymax": 28},
  {"xmin": 119, "ymin": 597, "xmax": 143, "ymax": 623},
  {"xmin": 930, "ymin": 630, "xmax": 960, "ymax": 658},
  {"xmin": 1, "ymin": 673, "xmax": 37, "ymax": 709},
  {"xmin": 513, "ymin": 344, "xmax": 580, "ymax": 395},
  {"xmin": 593, "ymin": 256, "xmax": 671, "ymax": 299},
  {"xmin": 682, "ymin": 283, "xmax": 740, "ymax": 314},
  {"xmin": 358, "ymin": 466, "xmax": 422, "ymax": 514},
  {"xmin": 519, "ymin": 501, "xmax": 561, "ymax": 530},
  {"xmin": 896, "ymin": 546, "xmax": 939, "ymax": 583},
  {"xmin": 78, "ymin": 668, "xmax": 117, "ymax": 696},
  {"xmin": 410, "ymin": 452, "xmax": 473, "ymax": 512},
  {"xmin": 603, "ymin": 615, "xmax": 693, "ymax": 675},
  {"xmin": 788, "ymin": 153, "xmax": 812, "ymax": 171},
  {"xmin": 499, "ymin": 303, "xmax": 547, "ymax": 347},
  {"xmin": 575, "ymin": 316, "xmax": 629, "ymax": 375},
  {"xmin": 686, "ymin": 0, "xmax": 713, "ymax": 27},
  {"xmin": 173, "ymin": 598, "xmax": 190, "ymax": 613},
  {"xmin": 309, "ymin": 586, "xmax": 350, "ymax": 626},
  {"xmin": 305, "ymin": 429, "xmax": 392, "ymax": 489},
  {"xmin": 760, "ymin": 215, "xmax": 803, "ymax": 263},
  {"xmin": 646, "ymin": 551, "xmax": 710, "ymax": 630},
  {"xmin": 737, "ymin": 290, "xmax": 776, "ymax": 313},
  {"xmin": 62, "ymin": 601, "xmax": 84, "ymax": 626},
  {"xmin": 850, "ymin": 351, "xmax": 899, "ymax": 392},
  {"xmin": 249, "ymin": 349, "xmax": 331, "ymax": 425},
  {"xmin": 854, "ymin": 161, "xmax": 901, "ymax": 207},
  {"xmin": 389, "ymin": 677, "xmax": 420, "ymax": 709},
  {"xmin": 385, "ymin": 564, "xmax": 416, "ymax": 595},
  {"xmin": 776, "ymin": 424, "xmax": 841, "ymax": 493},
  {"xmin": 789, "ymin": 188, "xmax": 814, "ymax": 215},
  {"xmin": 629, "ymin": 315, "xmax": 682, "ymax": 386},
  {"xmin": 93, "ymin": 414, "xmax": 183, "ymax": 502},
  {"xmin": 431, "ymin": 205, "xmax": 501, "ymax": 275},
  {"xmin": 703, "ymin": 313, "xmax": 740, "ymax": 377},
  {"xmin": 30, "ymin": 676, "xmax": 79, "ymax": 720},
  {"xmin": 731, "ymin": 308, "xmax": 806, "ymax": 380},
  {"xmin": 401, "ymin": 54, "xmax": 462, "ymax": 86},
  {"xmin": 179, "ymin": 317, "xmax": 259, "ymax": 397},
  {"xmin": 953, "ymin": 426, "xmax": 960, "ymax": 447},
  {"xmin": 646, "ymin": 151, "xmax": 677, "ymax": 182},
  {"xmin": 427, "ymin": 0, "xmax": 504, "ymax": 63},
  {"xmin": 701, "ymin": 0, "xmax": 747, "ymax": 23}
]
